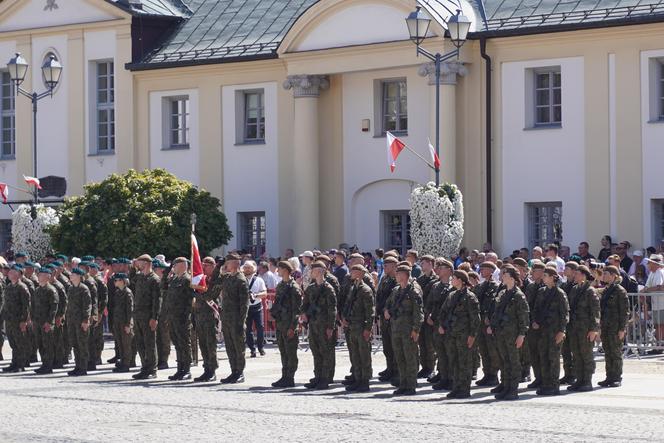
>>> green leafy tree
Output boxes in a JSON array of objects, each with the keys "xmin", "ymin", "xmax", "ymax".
[{"xmin": 49, "ymin": 169, "xmax": 231, "ymax": 258}]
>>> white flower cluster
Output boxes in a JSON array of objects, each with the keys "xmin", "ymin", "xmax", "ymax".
[
  {"xmin": 11, "ymin": 204, "xmax": 59, "ymax": 261},
  {"xmin": 409, "ymin": 181, "xmax": 464, "ymax": 258}
]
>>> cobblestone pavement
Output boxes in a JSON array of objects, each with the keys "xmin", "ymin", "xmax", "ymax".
[{"xmin": 1, "ymin": 341, "xmax": 663, "ymax": 442}]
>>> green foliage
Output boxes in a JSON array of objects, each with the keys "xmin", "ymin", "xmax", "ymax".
[{"xmin": 49, "ymin": 169, "xmax": 231, "ymax": 258}]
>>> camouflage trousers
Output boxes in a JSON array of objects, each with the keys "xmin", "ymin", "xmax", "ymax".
[
  {"xmin": 528, "ymin": 329, "xmax": 542, "ymax": 381},
  {"xmin": 520, "ymin": 335, "xmax": 531, "ymax": 378},
  {"xmin": 561, "ymin": 335, "xmax": 574, "ymax": 377},
  {"xmin": 448, "ymin": 334, "xmax": 473, "ymax": 393},
  {"xmin": 418, "ymin": 323, "xmax": 435, "ymax": 372},
  {"xmin": 196, "ymin": 314, "xmax": 219, "ymax": 372},
  {"xmin": 169, "ymin": 315, "xmax": 192, "ymax": 370},
  {"xmin": 276, "ymin": 328, "xmax": 299, "ymax": 379},
  {"xmin": 347, "ymin": 327, "xmax": 372, "ymax": 383},
  {"xmin": 433, "ymin": 330, "xmax": 449, "ymax": 379},
  {"xmin": 33, "ymin": 325, "xmax": 55, "ymax": 369},
  {"xmin": 0, "ymin": 315, "xmax": 4, "ymax": 358},
  {"xmin": 308, "ymin": 324, "xmax": 335, "ymax": 382},
  {"xmin": 392, "ymin": 330, "xmax": 419, "ymax": 389},
  {"xmin": 134, "ymin": 315, "xmax": 157, "ymax": 373},
  {"xmin": 67, "ymin": 321, "xmax": 89, "ymax": 370},
  {"xmin": 157, "ymin": 319, "xmax": 171, "ymax": 366},
  {"xmin": 6, "ymin": 320, "xmax": 29, "ymax": 368},
  {"xmin": 221, "ymin": 318, "xmax": 246, "ymax": 374},
  {"xmin": 601, "ymin": 327, "xmax": 623, "ymax": 381},
  {"xmin": 54, "ymin": 324, "xmax": 69, "ymax": 365},
  {"xmin": 112, "ymin": 323, "xmax": 133, "ymax": 368},
  {"xmin": 496, "ymin": 330, "xmax": 522, "ymax": 389},
  {"xmin": 536, "ymin": 328, "xmax": 562, "ymax": 390},
  {"xmin": 28, "ymin": 324, "xmax": 38, "ymax": 360},
  {"xmin": 88, "ymin": 322, "xmax": 104, "ymax": 365},
  {"xmin": 477, "ymin": 326, "xmax": 501, "ymax": 378},
  {"xmin": 569, "ymin": 326, "xmax": 595, "ymax": 383},
  {"xmin": 380, "ymin": 318, "xmax": 397, "ymax": 374}
]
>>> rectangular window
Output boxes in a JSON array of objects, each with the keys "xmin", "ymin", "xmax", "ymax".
[
  {"xmin": 534, "ymin": 70, "xmax": 561, "ymax": 126},
  {"xmin": 526, "ymin": 202, "xmax": 563, "ymax": 249},
  {"xmin": 95, "ymin": 61, "xmax": 114, "ymax": 153},
  {"xmin": 381, "ymin": 79, "xmax": 407, "ymax": 134},
  {"xmin": 244, "ymin": 91, "xmax": 265, "ymax": 142},
  {"xmin": 166, "ymin": 97, "xmax": 189, "ymax": 148},
  {"xmin": 653, "ymin": 199, "xmax": 664, "ymax": 245},
  {"xmin": 0, "ymin": 72, "xmax": 15, "ymax": 159},
  {"xmin": 383, "ymin": 210, "xmax": 412, "ymax": 256},
  {"xmin": 238, "ymin": 212, "xmax": 266, "ymax": 257}
]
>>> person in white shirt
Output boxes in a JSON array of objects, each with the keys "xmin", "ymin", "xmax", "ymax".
[
  {"xmin": 484, "ymin": 252, "xmax": 501, "ymax": 282},
  {"xmin": 243, "ymin": 260, "xmax": 267, "ymax": 357},
  {"xmin": 261, "ymin": 260, "xmax": 281, "ymax": 289},
  {"xmin": 545, "ymin": 244, "xmax": 566, "ymax": 276},
  {"xmin": 642, "ymin": 254, "xmax": 664, "ymax": 341}
]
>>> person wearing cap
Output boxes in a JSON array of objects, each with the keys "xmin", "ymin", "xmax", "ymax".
[
  {"xmin": 2, "ymin": 265, "xmax": 31, "ymax": 372},
  {"xmin": 300, "ymin": 251, "xmax": 315, "ymax": 290},
  {"xmin": 162, "ymin": 257, "xmax": 194, "ymax": 381},
  {"xmin": 642, "ymin": 254, "xmax": 664, "ymax": 347},
  {"xmin": 192, "ymin": 256, "xmax": 223, "ymax": 383},
  {"xmin": 559, "ymin": 261, "xmax": 579, "ymax": 385},
  {"xmin": 566, "ymin": 265, "xmax": 600, "ymax": 392},
  {"xmin": 23, "ymin": 261, "xmax": 39, "ymax": 364},
  {"xmin": 376, "ymin": 256, "xmax": 399, "ymax": 383},
  {"xmin": 473, "ymin": 261, "xmax": 501, "ymax": 387},
  {"xmin": 524, "ymin": 260, "xmax": 546, "ymax": 385},
  {"xmin": 32, "ymin": 267, "xmax": 59, "ymax": 374},
  {"xmin": 489, "ymin": 265, "xmax": 529, "ymax": 400},
  {"xmin": 384, "ymin": 263, "xmax": 424, "ymax": 396},
  {"xmin": 437, "ymin": 270, "xmax": 480, "ymax": 399},
  {"xmin": 104, "ymin": 258, "xmax": 124, "ymax": 365},
  {"xmin": 269, "ymin": 261, "xmax": 302, "ymax": 388},
  {"xmin": 219, "ymin": 252, "xmax": 251, "ymax": 384},
  {"xmin": 49, "ymin": 264, "xmax": 69, "ymax": 369},
  {"xmin": 88, "ymin": 263, "xmax": 108, "ymax": 369},
  {"xmin": 242, "ymin": 260, "xmax": 267, "ymax": 358},
  {"xmin": 66, "ymin": 268, "xmax": 92, "ymax": 376},
  {"xmin": 530, "ymin": 267, "xmax": 569, "ymax": 396},
  {"xmin": 0, "ymin": 261, "xmax": 8, "ymax": 361},
  {"xmin": 598, "ymin": 266, "xmax": 629, "ymax": 388},
  {"xmin": 405, "ymin": 250, "xmax": 422, "ymax": 278},
  {"xmin": 426, "ymin": 258, "xmax": 455, "ymax": 390},
  {"xmin": 301, "ymin": 261, "xmax": 337, "ymax": 390},
  {"xmin": 340, "ymin": 264, "xmax": 374, "ymax": 393},
  {"xmin": 78, "ymin": 262, "xmax": 100, "ymax": 371},
  {"xmin": 316, "ymin": 255, "xmax": 341, "ymax": 383},
  {"xmin": 416, "ymin": 255, "xmax": 438, "ymax": 380},
  {"xmin": 111, "ymin": 273, "xmax": 134, "ymax": 373},
  {"xmin": 628, "ymin": 249, "xmax": 647, "ymax": 284},
  {"xmin": 131, "ymin": 254, "xmax": 161, "ymax": 380},
  {"xmin": 150, "ymin": 260, "xmax": 172, "ymax": 370}
]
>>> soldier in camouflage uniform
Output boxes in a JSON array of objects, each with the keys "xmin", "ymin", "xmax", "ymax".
[
  {"xmin": 104, "ymin": 259, "xmax": 119, "ymax": 364},
  {"xmin": 341, "ymin": 264, "xmax": 375, "ymax": 393},
  {"xmin": 318, "ymin": 255, "xmax": 340, "ymax": 383},
  {"xmin": 0, "ymin": 262, "xmax": 7, "ymax": 361},
  {"xmin": 32, "ymin": 267, "xmax": 59, "ymax": 374},
  {"xmin": 427, "ymin": 258, "xmax": 454, "ymax": 390},
  {"xmin": 132, "ymin": 255, "xmax": 162, "ymax": 380},
  {"xmin": 376, "ymin": 256, "xmax": 399, "ymax": 383},
  {"xmin": 78, "ymin": 261, "xmax": 99, "ymax": 371},
  {"xmin": 302, "ymin": 261, "xmax": 337, "ymax": 390},
  {"xmin": 110, "ymin": 273, "xmax": 134, "ymax": 373},
  {"xmin": 66, "ymin": 268, "xmax": 92, "ymax": 376},
  {"xmin": 525, "ymin": 260, "xmax": 545, "ymax": 386},
  {"xmin": 51, "ymin": 261, "xmax": 70, "ymax": 367},
  {"xmin": 194, "ymin": 257, "xmax": 222, "ymax": 382},
  {"xmin": 438, "ymin": 270, "xmax": 480, "ymax": 399},
  {"xmin": 385, "ymin": 263, "xmax": 424, "ymax": 395},
  {"xmin": 532, "ymin": 267, "xmax": 569, "ymax": 396},
  {"xmin": 270, "ymin": 261, "xmax": 302, "ymax": 388},
  {"xmin": 153, "ymin": 260, "xmax": 172, "ymax": 370},
  {"xmin": 559, "ymin": 261, "xmax": 578, "ymax": 385},
  {"xmin": 567, "ymin": 265, "xmax": 600, "ymax": 392},
  {"xmin": 489, "ymin": 265, "xmax": 529, "ymax": 400},
  {"xmin": 23, "ymin": 261, "xmax": 39, "ymax": 364},
  {"xmin": 598, "ymin": 266, "xmax": 629, "ymax": 388},
  {"xmin": 89, "ymin": 263, "xmax": 108, "ymax": 368},
  {"xmin": 164, "ymin": 257, "xmax": 194, "ymax": 381},
  {"xmin": 219, "ymin": 253, "xmax": 250, "ymax": 384},
  {"xmin": 474, "ymin": 261, "xmax": 501, "ymax": 386},
  {"xmin": 416, "ymin": 255, "xmax": 437, "ymax": 379},
  {"xmin": 2, "ymin": 265, "xmax": 31, "ymax": 372}
]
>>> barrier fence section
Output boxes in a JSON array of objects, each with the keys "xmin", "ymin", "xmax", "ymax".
[{"xmin": 625, "ymin": 292, "xmax": 664, "ymax": 356}]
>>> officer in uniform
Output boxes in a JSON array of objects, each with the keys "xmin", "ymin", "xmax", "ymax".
[
  {"xmin": 385, "ymin": 263, "xmax": 424, "ymax": 395},
  {"xmin": 567, "ymin": 265, "xmax": 600, "ymax": 392},
  {"xmin": 270, "ymin": 261, "xmax": 303, "ymax": 388},
  {"xmin": 89, "ymin": 262, "xmax": 108, "ymax": 368},
  {"xmin": 376, "ymin": 256, "xmax": 399, "ymax": 383},
  {"xmin": 164, "ymin": 257, "xmax": 194, "ymax": 381},
  {"xmin": 559, "ymin": 261, "xmax": 578, "ymax": 385},
  {"xmin": 111, "ymin": 273, "xmax": 134, "ymax": 373},
  {"xmin": 153, "ymin": 260, "xmax": 172, "ymax": 370},
  {"xmin": 0, "ymin": 261, "xmax": 7, "ymax": 362},
  {"xmin": 78, "ymin": 261, "xmax": 99, "ymax": 371},
  {"xmin": 193, "ymin": 257, "xmax": 222, "ymax": 382},
  {"xmin": 341, "ymin": 264, "xmax": 375, "ymax": 393},
  {"xmin": 317, "ymin": 254, "xmax": 340, "ymax": 383},
  {"xmin": 302, "ymin": 261, "xmax": 337, "ymax": 390},
  {"xmin": 105, "ymin": 258, "xmax": 120, "ymax": 364},
  {"xmin": 66, "ymin": 268, "xmax": 92, "ymax": 376},
  {"xmin": 132, "ymin": 254, "xmax": 162, "ymax": 380},
  {"xmin": 32, "ymin": 267, "xmax": 59, "ymax": 374},
  {"xmin": 438, "ymin": 270, "xmax": 480, "ymax": 399},
  {"xmin": 474, "ymin": 261, "xmax": 501, "ymax": 386},
  {"xmin": 219, "ymin": 253, "xmax": 250, "ymax": 384},
  {"xmin": 532, "ymin": 267, "xmax": 569, "ymax": 396},
  {"xmin": 416, "ymin": 255, "xmax": 437, "ymax": 379},
  {"xmin": 598, "ymin": 266, "xmax": 629, "ymax": 388},
  {"xmin": 50, "ymin": 261, "xmax": 70, "ymax": 367},
  {"xmin": 2, "ymin": 265, "xmax": 31, "ymax": 372},
  {"xmin": 525, "ymin": 260, "xmax": 545, "ymax": 387},
  {"xmin": 427, "ymin": 258, "xmax": 454, "ymax": 390}
]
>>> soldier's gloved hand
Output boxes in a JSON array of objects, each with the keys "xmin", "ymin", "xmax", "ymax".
[
  {"xmin": 410, "ymin": 331, "xmax": 419, "ymax": 342},
  {"xmin": 362, "ymin": 329, "xmax": 371, "ymax": 342},
  {"xmin": 515, "ymin": 335, "xmax": 525, "ymax": 349}
]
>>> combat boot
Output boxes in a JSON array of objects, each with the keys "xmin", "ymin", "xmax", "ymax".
[
  {"xmin": 490, "ymin": 383, "xmax": 505, "ymax": 394},
  {"xmin": 445, "ymin": 390, "xmax": 458, "ymax": 399},
  {"xmin": 475, "ymin": 375, "xmax": 492, "ymax": 386},
  {"xmin": 597, "ymin": 378, "xmax": 609, "ymax": 387},
  {"xmin": 378, "ymin": 371, "xmax": 394, "ymax": 382},
  {"xmin": 427, "ymin": 373, "xmax": 441, "ymax": 384},
  {"xmin": 2, "ymin": 364, "xmax": 17, "ymax": 372},
  {"xmin": 354, "ymin": 381, "xmax": 370, "ymax": 392},
  {"xmin": 281, "ymin": 377, "xmax": 295, "ymax": 388},
  {"xmin": 527, "ymin": 379, "xmax": 542, "ymax": 389},
  {"xmin": 502, "ymin": 386, "xmax": 519, "ymax": 401},
  {"xmin": 107, "ymin": 355, "xmax": 118, "ymax": 364},
  {"xmin": 567, "ymin": 381, "xmax": 582, "ymax": 391},
  {"xmin": 432, "ymin": 379, "xmax": 451, "ymax": 391},
  {"xmin": 576, "ymin": 382, "xmax": 593, "ymax": 392},
  {"xmin": 342, "ymin": 377, "xmax": 356, "ymax": 386},
  {"xmin": 168, "ymin": 364, "xmax": 185, "ymax": 381},
  {"xmin": 112, "ymin": 365, "xmax": 130, "ymax": 373},
  {"xmin": 194, "ymin": 370, "xmax": 216, "ymax": 382},
  {"xmin": 304, "ymin": 379, "xmax": 319, "ymax": 389},
  {"xmin": 314, "ymin": 379, "xmax": 330, "ymax": 390},
  {"xmin": 392, "ymin": 388, "xmax": 407, "ymax": 396},
  {"xmin": 345, "ymin": 382, "xmax": 360, "ymax": 392},
  {"xmin": 417, "ymin": 368, "xmax": 432, "ymax": 379},
  {"xmin": 606, "ymin": 379, "xmax": 621, "ymax": 388},
  {"xmin": 454, "ymin": 390, "xmax": 471, "ymax": 399}
]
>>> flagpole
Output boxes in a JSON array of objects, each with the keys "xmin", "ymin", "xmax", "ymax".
[
  {"xmin": 4, "ymin": 183, "xmax": 34, "ymax": 196},
  {"xmin": 403, "ymin": 144, "xmax": 436, "ymax": 170}
]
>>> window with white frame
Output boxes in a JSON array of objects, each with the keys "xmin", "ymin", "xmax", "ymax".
[
  {"xmin": 381, "ymin": 79, "xmax": 407, "ymax": 134},
  {"xmin": 95, "ymin": 61, "xmax": 114, "ymax": 153},
  {"xmin": 382, "ymin": 210, "xmax": 412, "ymax": 256},
  {"xmin": 0, "ymin": 71, "xmax": 15, "ymax": 159},
  {"xmin": 653, "ymin": 199, "xmax": 664, "ymax": 245},
  {"xmin": 238, "ymin": 211, "xmax": 266, "ymax": 257},
  {"xmin": 534, "ymin": 70, "xmax": 561, "ymax": 126},
  {"xmin": 163, "ymin": 96, "xmax": 189, "ymax": 148},
  {"xmin": 526, "ymin": 202, "xmax": 562, "ymax": 249},
  {"xmin": 244, "ymin": 91, "xmax": 265, "ymax": 142}
]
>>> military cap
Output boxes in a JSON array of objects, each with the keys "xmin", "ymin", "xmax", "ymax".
[
  {"xmin": 113, "ymin": 272, "xmax": 129, "ymax": 280},
  {"xmin": 78, "ymin": 261, "xmax": 91, "ymax": 268},
  {"xmin": 38, "ymin": 267, "xmax": 52, "ymax": 275},
  {"xmin": 453, "ymin": 270, "xmax": 470, "ymax": 285},
  {"xmin": 420, "ymin": 254, "xmax": 435, "ymax": 263},
  {"xmin": 117, "ymin": 257, "xmax": 131, "ymax": 264},
  {"xmin": 568, "ymin": 254, "xmax": 583, "ymax": 264},
  {"xmin": 565, "ymin": 261, "xmax": 579, "ymax": 270},
  {"xmin": 531, "ymin": 260, "xmax": 546, "ymax": 271},
  {"xmin": 311, "ymin": 261, "xmax": 327, "ymax": 270},
  {"xmin": 349, "ymin": 253, "xmax": 364, "ymax": 261},
  {"xmin": 10, "ymin": 264, "xmax": 24, "ymax": 273},
  {"xmin": 81, "ymin": 255, "xmax": 95, "ymax": 262},
  {"xmin": 135, "ymin": 254, "xmax": 153, "ymax": 262},
  {"xmin": 543, "ymin": 267, "xmax": 559, "ymax": 278},
  {"xmin": 468, "ymin": 271, "xmax": 480, "ymax": 281},
  {"xmin": 335, "ymin": 250, "xmax": 347, "ymax": 258},
  {"xmin": 604, "ymin": 265, "xmax": 621, "ymax": 276},
  {"xmin": 202, "ymin": 256, "xmax": 216, "ymax": 265},
  {"xmin": 576, "ymin": 265, "xmax": 594, "ymax": 280},
  {"xmin": 71, "ymin": 268, "xmax": 86, "ymax": 276},
  {"xmin": 317, "ymin": 254, "xmax": 332, "ymax": 263},
  {"xmin": 15, "ymin": 251, "xmax": 28, "ymax": 258},
  {"xmin": 278, "ymin": 260, "xmax": 293, "ymax": 273},
  {"xmin": 512, "ymin": 257, "xmax": 528, "ymax": 268},
  {"xmin": 106, "ymin": 258, "xmax": 118, "ymax": 265},
  {"xmin": 225, "ymin": 252, "xmax": 241, "ymax": 261},
  {"xmin": 480, "ymin": 261, "xmax": 497, "ymax": 271},
  {"xmin": 152, "ymin": 260, "xmax": 168, "ymax": 269},
  {"xmin": 396, "ymin": 264, "xmax": 412, "ymax": 274},
  {"xmin": 52, "ymin": 260, "xmax": 64, "ymax": 268},
  {"xmin": 383, "ymin": 256, "xmax": 398, "ymax": 265},
  {"xmin": 87, "ymin": 262, "xmax": 100, "ymax": 270},
  {"xmin": 351, "ymin": 264, "xmax": 368, "ymax": 273},
  {"xmin": 55, "ymin": 254, "xmax": 68, "ymax": 261},
  {"xmin": 384, "ymin": 250, "xmax": 399, "ymax": 259},
  {"xmin": 172, "ymin": 257, "xmax": 188, "ymax": 265},
  {"xmin": 24, "ymin": 261, "xmax": 36, "ymax": 268}
]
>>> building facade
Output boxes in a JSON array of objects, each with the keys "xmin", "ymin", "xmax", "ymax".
[{"xmin": 0, "ymin": 0, "xmax": 663, "ymax": 258}]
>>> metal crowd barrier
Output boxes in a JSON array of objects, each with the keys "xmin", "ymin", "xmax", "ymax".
[{"xmin": 624, "ymin": 292, "xmax": 664, "ymax": 357}]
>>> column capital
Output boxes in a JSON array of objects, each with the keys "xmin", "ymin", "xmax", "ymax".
[
  {"xmin": 283, "ymin": 74, "xmax": 329, "ymax": 98},
  {"xmin": 418, "ymin": 61, "xmax": 468, "ymax": 86}
]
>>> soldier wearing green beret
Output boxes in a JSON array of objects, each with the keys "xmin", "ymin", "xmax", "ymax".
[
  {"xmin": 33, "ymin": 268, "xmax": 59, "ymax": 374},
  {"xmin": 2, "ymin": 265, "xmax": 31, "ymax": 372},
  {"xmin": 427, "ymin": 258, "xmax": 455, "ymax": 390},
  {"xmin": 416, "ymin": 255, "xmax": 437, "ymax": 380},
  {"xmin": 376, "ymin": 256, "xmax": 399, "ymax": 383},
  {"xmin": 66, "ymin": 268, "xmax": 92, "ymax": 376},
  {"xmin": 132, "ymin": 254, "xmax": 162, "ymax": 380},
  {"xmin": 598, "ymin": 266, "xmax": 629, "ymax": 388},
  {"xmin": 153, "ymin": 260, "xmax": 172, "ymax": 370},
  {"xmin": 525, "ymin": 261, "xmax": 545, "ymax": 386},
  {"xmin": 219, "ymin": 253, "xmax": 250, "ymax": 384},
  {"xmin": 89, "ymin": 263, "xmax": 108, "ymax": 369},
  {"xmin": 111, "ymin": 273, "xmax": 134, "ymax": 373},
  {"xmin": 559, "ymin": 261, "xmax": 579, "ymax": 385},
  {"xmin": 164, "ymin": 258, "xmax": 194, "ymax": 381},
  {"xmin": 49, "ymin": 264, "xmax": 69, "ymax": 368},
  {"xmin": 474, "ymin": 261, "xmax": 501, "ymax": 387}
]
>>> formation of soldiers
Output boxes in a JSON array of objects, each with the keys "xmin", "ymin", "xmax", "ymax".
[{"xmin": 0, "ymin": 247, "xmax": 629, "ymax": 399}]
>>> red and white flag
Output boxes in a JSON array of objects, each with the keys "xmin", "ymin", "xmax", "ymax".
[
  {"xmin": 427, "ymin": 139, "xmax": 441, "ymax": 170},
  {"xmin": 386, "ymin": 131, "xmax": 406, "ymax": 173},
  {"xmin": 23, "ymin": 175, "xmax": 42, "ymax": 190},
  {"xmin": 190, "ymin": 233, "xmax": 207, "ymax": 293},
  {"xmin": 0, "ymin": 183, "xmax": 7, "ymax": 204}
]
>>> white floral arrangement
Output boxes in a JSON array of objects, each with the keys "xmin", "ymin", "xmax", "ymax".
[
  {"xmin": 409, "ymin": 182, "xmax": 464, "ymax": 259},
  {"xmin": 11, "ymin": 204, "xmax": 59, "ymax": 261}
]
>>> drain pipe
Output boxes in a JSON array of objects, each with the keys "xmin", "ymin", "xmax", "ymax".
[{"xmin": 480, "ymin": 37, "xmax": 493, "ymax": 246}]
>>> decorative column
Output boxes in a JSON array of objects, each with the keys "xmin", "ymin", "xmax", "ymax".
[
  {"xmin": 283, "ymin": 74, "xmax": 329, "ymax": 251},
  {"xmin": 418, "ymin": 61, "xmax": 468, "ymax": 184}
]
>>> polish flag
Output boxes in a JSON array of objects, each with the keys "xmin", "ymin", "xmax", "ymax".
[
  {"xmin": 0, "ymin": 183, "xmax": 7, "ymax": 204},
  {"xmin": 428, "ymin": 139, "xmax": 441, "ymax": 170},
  {"xmin": 23, "ymin": 175, "xmax": 42, "ymax": 189},
  {"xmin": 190, "ymin": 233, "xmax": 207, "ymax": 293},
  {"xmin": 386, "ymin": 131, "xmax": 406, "ymax": 173}
]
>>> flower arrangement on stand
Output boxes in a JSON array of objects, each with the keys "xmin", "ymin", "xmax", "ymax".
[
  {"xmin": 409, "ymin": 182, "xmax": 464, "ymax": 258},
  {"xmin": 11, "ymin": 204, "xmax": 59, "ymax": 261}
]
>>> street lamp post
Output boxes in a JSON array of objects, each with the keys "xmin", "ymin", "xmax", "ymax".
[
  {"xmin": 405, "ymin": 6, "xmax": 471, "ymax": 186},
  {"xmin": 6, "ymin": 52, "xmax": 63, "ymax": 203}
]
